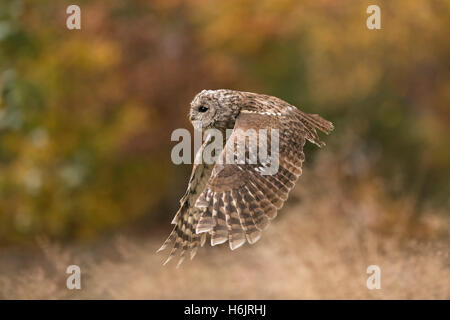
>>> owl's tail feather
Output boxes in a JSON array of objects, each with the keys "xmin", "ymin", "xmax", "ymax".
[
  {"xmin": 304, "ymin": 113, "xmax": 334, "ymax": 134},
  {"xmin": 297, "ymin": 112, "xmax": 334, "ymax": 147}
]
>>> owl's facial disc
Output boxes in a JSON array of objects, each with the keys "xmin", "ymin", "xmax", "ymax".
[
  {"xmin": 188, "ymin": 89, "xmax": 243, "ymax": 131},
  {"xmin": 189, "ymin": 92, "xmax": 218, "ymax": 130}
]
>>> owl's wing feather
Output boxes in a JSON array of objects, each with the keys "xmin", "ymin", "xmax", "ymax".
[
  {"xmin": 194, "ymin": 107, "xmax": 333, "ymax": 250},
  {"xmin": 157, "ymin": 136, "xmax": 214, "ymax": 267}
]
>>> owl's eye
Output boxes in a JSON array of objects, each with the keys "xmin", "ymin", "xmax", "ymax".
[{"xmin": 198, "ymin": 106, "xmax": 209, "ymax": 113}]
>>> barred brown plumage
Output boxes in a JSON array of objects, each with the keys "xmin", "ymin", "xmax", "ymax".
[{"xmin": 158, "ymin": 89, "xmax": 334, "ymax": 266}]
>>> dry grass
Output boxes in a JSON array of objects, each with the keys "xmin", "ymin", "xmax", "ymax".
[{"xmin": 0, "ymin": 155, "xmax": 449, "ymax": 299}]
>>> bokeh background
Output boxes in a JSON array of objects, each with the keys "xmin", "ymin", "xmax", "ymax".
[{"xmin": 0, "ymin": 0, "xmax": 449, "ymax": 299}]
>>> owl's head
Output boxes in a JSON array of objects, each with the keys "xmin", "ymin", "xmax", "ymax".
[{"xmin": 189, "ymin": 89, "xmax": 243, "ymax": 131}]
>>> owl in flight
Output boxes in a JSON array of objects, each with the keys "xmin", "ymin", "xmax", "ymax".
[{"xmin": 158, "ymin": 89, "xmax": 333, "ymax": 266}]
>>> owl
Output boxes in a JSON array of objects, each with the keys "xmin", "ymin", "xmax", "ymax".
[{"xmin": 158, "ymin": 89, "xmax": 333, "ymax": 266}]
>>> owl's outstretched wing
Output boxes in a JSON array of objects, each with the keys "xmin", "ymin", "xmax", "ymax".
[
  {"xmin": 157, "ymin": 136, "xmax": 215, "ymax": 267},
  {"xmin": 194, "ymin": 105, "xmax": 333, "ymax": 251}
]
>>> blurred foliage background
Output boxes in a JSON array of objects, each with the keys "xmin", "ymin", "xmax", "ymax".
[{"xmin": 0, "ymin": 0, "xmax": 449, "ymax": 245}]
